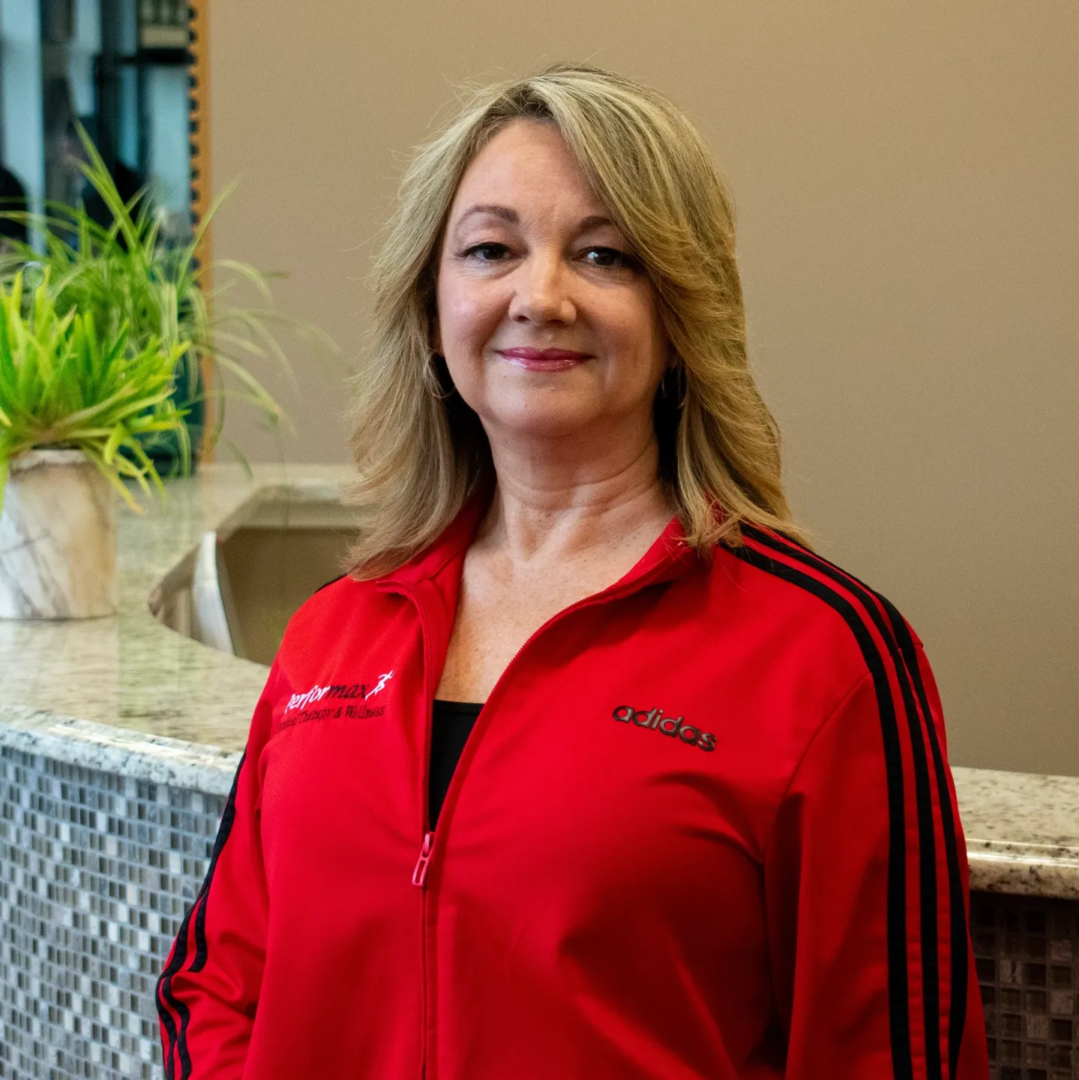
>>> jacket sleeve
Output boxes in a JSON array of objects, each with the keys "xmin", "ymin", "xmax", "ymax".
[
  {"xmin": 156, "ymin": 662, "xmax": 281, "ymax": 1079},
  {"xmin": 763, "ymin": 648, "xmax": 989, "ymax": 1079}
]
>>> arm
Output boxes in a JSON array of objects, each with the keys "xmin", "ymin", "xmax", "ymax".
[
  {"xmin": 764, "ymin": 656, "xmax": 988, "ymax": 1079},
  {"xmin": 156, "ymin": 666, "xmax": 280, "ymax": 1079}
]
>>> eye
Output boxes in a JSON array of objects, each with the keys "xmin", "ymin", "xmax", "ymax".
[
  {"xmin": 580, "ymin": 246, "xmax": 639, "ymax": 272},
  {"xmin": 459, "ymin": 242, "xmax": 511, "ymax": 263}
]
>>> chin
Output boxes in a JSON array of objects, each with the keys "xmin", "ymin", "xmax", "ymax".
[{"xmin": 483, "ymin": 398, "xmax": 602, "ymax": 440}]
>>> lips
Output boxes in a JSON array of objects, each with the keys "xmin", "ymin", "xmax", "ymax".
[{"xmin": 497, "ymin": 347, "xmax": 591, "ymax": 371}]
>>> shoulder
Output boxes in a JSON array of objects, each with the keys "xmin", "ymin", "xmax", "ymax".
[
  {"xmin": 705, "ymin": 526, "xmax": 925, "ymax": 700},
  {"xmin": 261, "ymin": 571, "xmax": 409, "ymax": 713},
  {"xmin": 295, "ymin": 571, "xmax": 368, "ymax": 615},
  {"xmin": 276, "ymin": 573, "xmax": 383, "ymax": 657},
  {"xmin": 695, "ymin": 529, "xmax": 947, "ymax": 809}
]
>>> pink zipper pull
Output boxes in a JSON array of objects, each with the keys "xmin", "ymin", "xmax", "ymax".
[{"xmin": 412, "ymin": 831, "xmax": 435, "ymax": 887}]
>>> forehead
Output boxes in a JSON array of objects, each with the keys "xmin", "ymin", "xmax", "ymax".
[{"xmin": 448, "ymin": 118, "xmax": 610, "ymax": 223}]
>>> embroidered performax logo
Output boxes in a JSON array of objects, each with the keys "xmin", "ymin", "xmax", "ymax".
[
  {"xmin": 612, "ymin": 705, "xmax": 716, "ymax": 752},
  {"xmin": 286, "ymin": 671, "xmax": 394, "ymax": 713}
]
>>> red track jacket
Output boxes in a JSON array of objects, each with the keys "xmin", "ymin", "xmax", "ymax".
[{"xmin": 157, "ymin": 504, "xmax": 989, "ymax": 1078}]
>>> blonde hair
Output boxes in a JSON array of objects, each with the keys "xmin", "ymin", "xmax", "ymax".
[{"xmin": 346, "ymin": 63, "xmax": 802, "ymax": 577}]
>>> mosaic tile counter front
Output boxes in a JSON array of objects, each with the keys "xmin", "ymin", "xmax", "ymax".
[
  {"xmin": 4, "ymin": 738, "xmax": 1079, "ymax": 1079},
  {"xmin": 2, "ymin": 465, "xmax": 1079, "ymax": 1078},
  {"xmin": 0, "ymin": 745, "xmax": 230, "ymax": 1079}
]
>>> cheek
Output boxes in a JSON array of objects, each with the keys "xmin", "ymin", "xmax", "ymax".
[
  {"xmin": 603, "ymin": 291, "xmax": 667, "ymax": 377},
  {"xmin": 437, "ymin": 280, "xmax": 502, "ymax": 350}
]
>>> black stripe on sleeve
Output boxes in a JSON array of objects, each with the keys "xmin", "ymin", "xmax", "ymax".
[
  {"xmin": 156, "ymin": 751, "xmax": 246, "ymax": 1080},
  {"xmin": 881, "ymin": 597, "xmax": 969, "ymax": 1078},
  {"xmin": 156, "ymin": 946, "xmax": 182, "ymax": 1079},
  {"xmin": 730, "ymin": 542, "xmax": 915, "ymax": 1080},
  {"xmin": 745, "ymin": 527, "xmax": 966, "ymax": 1079}
]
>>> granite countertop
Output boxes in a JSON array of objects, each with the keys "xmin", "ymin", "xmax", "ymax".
[{"xmin": 1, "ymin": 463, "xmax": 1077, "ymax": 899}]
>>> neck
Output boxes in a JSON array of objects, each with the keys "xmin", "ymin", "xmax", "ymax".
[{"xmin": 477, "ymin": 422, "xmax": 674, "ymax": 564}]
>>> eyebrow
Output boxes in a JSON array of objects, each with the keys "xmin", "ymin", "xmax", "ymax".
[
  {"xmin": 454, "ymin": 205, "xmax": 616, "ymax": 233},
  {"xmin": 458, "ymin": 204, "xmax": 518, "ymax": 225}
]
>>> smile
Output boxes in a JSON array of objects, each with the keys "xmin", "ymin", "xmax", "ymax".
[{"xmin": 497, "ymin": 347, "xmax": 591, "ymax": 371}]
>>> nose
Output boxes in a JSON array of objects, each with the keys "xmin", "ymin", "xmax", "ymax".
[{"xmin": 507, "ymin": 250, "xmax": 576, "ymax": 326}]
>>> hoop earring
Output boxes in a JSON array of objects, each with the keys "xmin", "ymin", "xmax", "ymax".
[
  {"xmin": 660, "ymin": 366, "xmax": 686, "ymax": 407},
  {"xmin": 428, "ymin": 353, "xmax": 455, "ymax": 401}
]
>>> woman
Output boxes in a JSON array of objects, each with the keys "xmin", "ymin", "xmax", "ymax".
[{"xmin": 157, "ymin": 64, "xmax": 988, "ymax": 1078}]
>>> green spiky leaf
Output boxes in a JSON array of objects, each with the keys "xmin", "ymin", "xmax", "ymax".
[{"xmin": 0, "ymin": 273, "xmax": 188, "ymax": 515}]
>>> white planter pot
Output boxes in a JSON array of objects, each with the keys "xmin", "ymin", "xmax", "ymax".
[{"xmin": 0, "ymin": 449, "xmax": 117, "ymax": 619}]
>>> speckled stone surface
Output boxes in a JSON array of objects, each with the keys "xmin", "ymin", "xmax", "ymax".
[
  {"xmin": 954, "ymin": 766, "xmax": 1079, "ymax": 900},
  {"xmin": 0, "ymin": 462, "xmax": 1077, "ymax": 900},
  {"xmin": 0, "ymin": 703, "xmax": 239, "ymax": 795}
]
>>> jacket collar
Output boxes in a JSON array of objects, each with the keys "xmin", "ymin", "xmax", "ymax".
[
  {"xmin": 379, "ymin": 496, "xmax": 700, "ymax": 596},
  {"xmin": 612, "ymin": 513, "xmax": 700, "ymax": 591},
  {"xmin": 378, "ymin": 496, "xmax": 488, "ymax": 589}
]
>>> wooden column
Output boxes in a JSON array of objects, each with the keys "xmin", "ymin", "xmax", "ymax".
[{"xmin": 188, "ymin": 0, "xmax": 213, "ymax": 461}]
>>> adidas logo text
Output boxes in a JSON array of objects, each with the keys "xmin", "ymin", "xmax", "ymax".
[{"xmin": 612, "ymin": 705, "xmax": 716, "ymax": 752}]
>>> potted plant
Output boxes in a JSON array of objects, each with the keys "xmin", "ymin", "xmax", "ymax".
[
  {"xmin": 0, "ymin": 125, "xmax": 334, "ymax": 469},
  {"xmin": 0, "ymin": 271, "xmax": 188, "ymax": 619}
]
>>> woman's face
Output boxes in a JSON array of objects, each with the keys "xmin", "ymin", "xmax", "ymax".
[{"xmin": 435, "ymin": 119, "xmax": 670, "ymax": 448}]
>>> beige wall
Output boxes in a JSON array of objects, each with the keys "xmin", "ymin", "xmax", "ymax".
[{"xmin": 206, "ymin": 1, "xmax": 1078, "ymax": 776}]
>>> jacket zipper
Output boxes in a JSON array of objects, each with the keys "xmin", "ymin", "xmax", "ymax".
[
  {"xmin": 398, "ymin": 583, "xmax": 439, "ymax": 1079},
  {"xmin": 412, "ymin": 830, "xmax": 435, "ymax": 886}
]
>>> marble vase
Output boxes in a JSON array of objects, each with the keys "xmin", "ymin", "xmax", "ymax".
[{"xmin": 0, "ymin": 449, "xmax": 117, "ymax": 619}]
